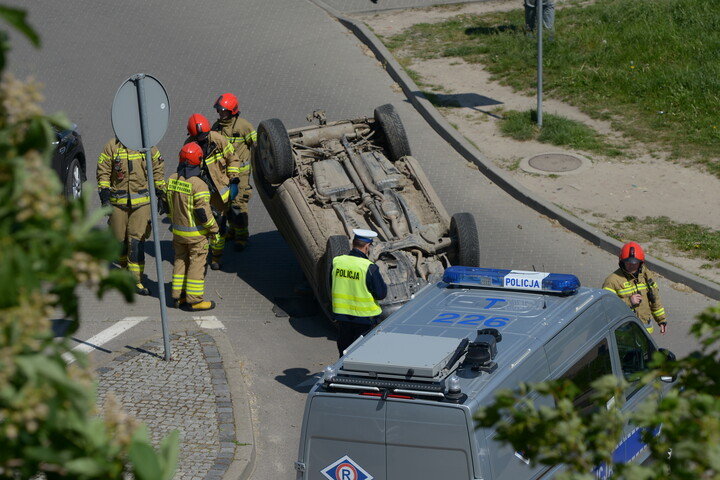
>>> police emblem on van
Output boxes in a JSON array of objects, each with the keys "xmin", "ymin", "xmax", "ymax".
[{"xmin": 321, "ymin": 455, "xmax": 373, "ymax": 480}]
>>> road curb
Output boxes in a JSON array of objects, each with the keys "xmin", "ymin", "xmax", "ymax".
[
  {"xmin": 315, "ymin": 2, "xmax": 720, "ymax": 301},
  {"xmin": 209, "ymin": 329, "xmax": 257, "ymax": 480}
]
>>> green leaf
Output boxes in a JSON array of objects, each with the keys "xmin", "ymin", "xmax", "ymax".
[
  {"xmin": 159, "ymin": 430, "xmax": 180, "ymax": 480},
  {"xmin": 129, "ymin": 441, "xmax": 162, "ymax": 480},
  {"xmin": 65, "ymin": 457, "xmax": 105, "ymax": 477},
  {"xmin": 0, "ymin": 6, "xmax": 40, "ymax": 47}
]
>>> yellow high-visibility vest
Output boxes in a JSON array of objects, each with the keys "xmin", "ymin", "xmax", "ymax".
[{"xmin": 331, "ymin": 255, "xmax": 382, "ymax": 317}]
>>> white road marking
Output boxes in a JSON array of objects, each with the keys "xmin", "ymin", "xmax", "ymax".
[
  {"xmin": 62, "ymin": 316, "xmax": 148, "ymax": 364},
  {"xmin": 193, "ymin": 316, "xmax": 225, "ymax": 330}
]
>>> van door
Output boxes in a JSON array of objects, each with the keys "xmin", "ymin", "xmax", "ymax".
[
  {"xmin": 610, "ymin": 319, "xmax": 661, "ymax": 465},
  {"xmin": 386, "ymin": 402, "xmax": 475, "ymax": 479},
  {"xmin": 302, "ymin": 395, "xmax": 386, "ymax": 480}
]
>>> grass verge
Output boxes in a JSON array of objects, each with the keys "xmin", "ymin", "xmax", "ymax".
[{"xmin": 381, "ymin": 0, "xmax": 720, "ymax": 174}]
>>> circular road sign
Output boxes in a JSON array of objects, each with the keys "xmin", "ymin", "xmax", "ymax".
[{"xmin": 111, "ymin": 74, "xmax": 170, "ymax": 150}]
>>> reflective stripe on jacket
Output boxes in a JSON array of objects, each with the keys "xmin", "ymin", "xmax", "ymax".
[
  {"xmin": 184, "ymin": 131, "xmax": 234, "ymax": 205},
  {"xmin": 212, "ymin": 116, "xmax": 255, "ymax": 176},
  {"xmin": 331, "ymin": 255, "xmax": 382, "ymax": 317},
  {"xmin": 97, "ymin": 139, "xmax": 165, "ymax": 208},
  {"xmin": 602, "ymin": 266, "xmax": 666, "ymax": 333},
  {"xmin": 167, "ymin": 174, "xmax": 218, "ymax": 243}
]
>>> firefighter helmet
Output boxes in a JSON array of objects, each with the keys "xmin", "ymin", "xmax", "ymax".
[
  {"xmin": 179, "ymin": 142, "xmax": 203, "ymax": 166},
  {"xmin": 214, "ymin": 93, "xmax": 239, "ymax": 115},
  {"xmin": 619, "ymin": 241, "xmax": 645, "ymax": 264},
  {"xmin": 187, "ymin": 113, "xmax": 210, "ymax": 136}
]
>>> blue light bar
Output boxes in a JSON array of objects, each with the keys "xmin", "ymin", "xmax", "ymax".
[{"xmin": 443, "ymin": 266, "xmax": 580, "ymax": 295}]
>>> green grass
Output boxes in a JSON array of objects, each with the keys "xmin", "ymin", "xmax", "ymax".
[
  {"xmin": 500, "ymin": 110, "xmax": 623, "ymax": 156},
  {"xmin": 607, "ymin": 216, "xmax": 720, "ymax": 263},
  {"xmin": 382, "ymin": 0, "xmax": 720, "ymax": 173}
]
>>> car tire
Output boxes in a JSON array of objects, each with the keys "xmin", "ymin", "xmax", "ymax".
[
  {"xmin": 321, "ymin": 235, "xmax": 350, "ymax": 323},
  {"xmin": 450, "ymin": 212, "xmax": 480, "ymax": 267},
  {"xmin": 64, "ymin": 158, "xmax": 83, "ymax": 200},
  {"xmin": 374, "ymin": 104, "xmax": 411, "ymax": 161},
  {"xmin": 256, "ymin": 118, "xmax": 294, "ymax": 185}
]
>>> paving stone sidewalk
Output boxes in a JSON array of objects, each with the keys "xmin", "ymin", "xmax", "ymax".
[{"xmin": 96, "ymin": 331, "xmax": 237, "ymax": 480}]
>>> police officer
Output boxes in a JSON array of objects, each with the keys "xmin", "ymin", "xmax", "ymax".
[
  {"xmin": 167, "ymin": 142, "xmax": 218, "ymax": 311},
  {"xmin": 185, "ymin": 113, "xmax": 238, "ymax": 270},
  {"xmin": 331, "ymin": 229, "xmax": 388, "ymax": 356},
  {"xmin": 97, "ymin": 137, "xmax": 165, "ymax": 296},
  {"xmin": 211, "ymin": 93, "xmax": 256, "ymax": 251},
  {"xmin": 603, "ymin": 241, "xmax": 668, "ymax": 335}
]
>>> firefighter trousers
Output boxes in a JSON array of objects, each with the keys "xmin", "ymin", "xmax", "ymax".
[
  {"xmin": 172, "ymin": 238, "xmax": 210, "ymax": 304},
  {"xmin": 230, "ymin": 178, "xmax": 252, "ymax": 244},
  {"xmin": 109, "ymin": 203, "xmax": 151, "ymax": 283}
]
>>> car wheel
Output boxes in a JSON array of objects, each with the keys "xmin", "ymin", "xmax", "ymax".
[
  {"xmin": 256, "ymin": 118, "xmax": 293, "ymax": 185},
  {"xmin": 450, "ymin": 212, "xmax": 480, "ymax": 267},
  {"xmin": 374, "ymin": 104, "xmax": 411, "ymax": 161},
  {"xmin": 321, "ymin": 235, "xmax": 351, "ymax": 323},
  {"xmin": 64, "ymin": 158, "xmax": 83, "ymax": 200}
]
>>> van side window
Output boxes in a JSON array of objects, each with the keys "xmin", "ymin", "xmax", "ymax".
[
  {"xmin": 559, "ymin": 339, "xmax": 613, "ymax": 416},
  {"xmin": 614, "ymin": 321, "xmax": 655, "ymax": 399}
]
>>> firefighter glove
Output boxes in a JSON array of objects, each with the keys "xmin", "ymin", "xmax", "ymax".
[
  {"xmin": 99, "ymin": 188, "xmax": 112, "ymax": 208},
  {"xmin": 156, "ymin": 188, "xmax": 169, "ymax": 216},
  {"xmin": 230, "ymin": 182, "xmax": 239, "ymax": 201}
]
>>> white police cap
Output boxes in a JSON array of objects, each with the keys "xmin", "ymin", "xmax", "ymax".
[{"xmin": 352, "ymin": 228, "xmax": 378, "ymax": 243}]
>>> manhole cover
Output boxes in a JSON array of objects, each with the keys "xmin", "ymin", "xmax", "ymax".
[{"xmin": 528, "ymin": 153, "xmax": 583, "ymax": 173}]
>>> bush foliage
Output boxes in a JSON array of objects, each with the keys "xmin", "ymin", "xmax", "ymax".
[{"xmin": 0, "ymin": 6, "xmax": 178, "ymax": 479}]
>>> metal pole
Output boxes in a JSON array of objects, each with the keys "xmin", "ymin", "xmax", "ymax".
[
  {"xmin": 134, "ymin": 74, "xmax": 171, "ymax": 361},
  {"xmin": 537, "ymin": 0, "xmax": 544, "ymax": 127}
]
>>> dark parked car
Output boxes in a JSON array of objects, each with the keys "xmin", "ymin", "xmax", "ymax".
[
  {"xmin": 52, "ymin": 124, "xmax": 86, "ymax": 200},
  {"xmin": 253, "ymin": 104, "xmax": 481, "ymax": 321}
]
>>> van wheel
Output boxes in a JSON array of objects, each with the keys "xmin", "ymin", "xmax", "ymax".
[
  {"xmin": 374, "ymin": 104, "xmax": 411, "ymax": 162},
  {"xmin": 256, "ymin": 118, "xmax": 294, "ymax": 185},
  {"xmin": 321, "ymin": 235, "xmax": 350, "ymax": 324},
  {"xmin": 450, "ymin": 213, "xmax": 480, "ymax": 267}
]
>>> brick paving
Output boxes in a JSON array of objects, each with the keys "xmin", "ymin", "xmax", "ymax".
[{"xmin": 96, "ymin": 332, "xmax": 235, "ymax": 480}]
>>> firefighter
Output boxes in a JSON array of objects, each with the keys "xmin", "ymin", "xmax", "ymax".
[
  {"xmin": 331, "ymin": 229, "xmax": 388, "ymax": 356},
  {"xmin": 184, "ymin": 113, "xmax": 238, "ymax": 270},
  {"xmin": 211, "ymin": 93, "xmax": 256, "ymax": 251},
  {"xmin": 603, "ymin": 241, "xmax": 668, "ymax": 335},
  {"xmin": 97, "ymin": 137, "xmax": 166, "ymax": 296},
  {"xmin": 167, "ymin": 142, "xmax": 218, "ymax": 311}
]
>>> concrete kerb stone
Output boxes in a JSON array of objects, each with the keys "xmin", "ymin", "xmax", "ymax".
[
  {"xmin": 95, "ymin": 330, "xmax": 256, "ymax": 480},
  {"xmin": 315, "ymin": 3, "xmax": 720, "ymax": 301}
]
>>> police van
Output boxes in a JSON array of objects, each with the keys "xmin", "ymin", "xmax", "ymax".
[{"xmin": 294, "ymin": 266, "xmax": 676, "ymax": 480}]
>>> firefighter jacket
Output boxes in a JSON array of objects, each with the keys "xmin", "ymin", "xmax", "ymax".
[
  {"xmin": 97, "ymin": 139, "xmax": 165, "ymax": 208},
  {"xmin": 167, "ymin": 171, "xmax": 218, "ymax": 245},
  {"xmin": 603, "ymin": 266, "xmax": 667, "ymax": 332},
  {"xmin": 212, "ymin": 115, "xmax": 256, "ymax": 183},
  {"xmin": 185, "ymin": 131, "xmax": 236, "ymax": 207},
  {"xmin": 331, "ymin": 249, "xmax": 387, "ymax": 322}
]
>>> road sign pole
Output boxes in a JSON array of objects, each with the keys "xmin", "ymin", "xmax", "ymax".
[
  {"xmin": 134, "ymin": 74, "xmax": 171, "ymax": 361},
  {"xmin": 537, "ymin": 0, "xmax": 544, "ymax": 127}
]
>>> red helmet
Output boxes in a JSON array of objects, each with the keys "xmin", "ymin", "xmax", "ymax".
[
  {"xmin": 619, "ymin": 241, "xmax": 645, "ymax": 263},
  {"xmin": 179, "ymin": 142, "xmax": 203, "ymax": 166},
  {"xmin": 214, "ymin": 93, "xmax": 239, "ymax": 115},
  {"xmin": 187, "ymin": 113, "xmax": 210, "ymax": 136}
]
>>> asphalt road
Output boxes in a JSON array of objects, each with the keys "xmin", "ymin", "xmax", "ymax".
[{"xmin": 9, "ymin": 1, "xmax": 716, "ymax": 478}]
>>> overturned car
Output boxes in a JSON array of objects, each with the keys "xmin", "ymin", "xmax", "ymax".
[{"xmin": 253, "ymin": 104, "xmax": 480, "ymax": 320}]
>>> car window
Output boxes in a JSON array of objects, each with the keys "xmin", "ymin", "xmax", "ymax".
[
  {"xmin": 614, "ymin": 321, "xmax": 655, "ymax": 399},
  {"xmin": 559, "ymin": 339, "xmax": 613, "ymax": 417}
]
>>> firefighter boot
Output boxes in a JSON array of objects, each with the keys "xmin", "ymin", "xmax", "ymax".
[
  {"xmin": 190, "ymin": 300, "xmax": 216, "ymax": 311},
  {"xmin": 174, "ymin": 296, "xmax": 187, "ymax": 308},
  {"xmin": 129, "ymin": 238, "xmax": 150, "ymax": 296}
]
